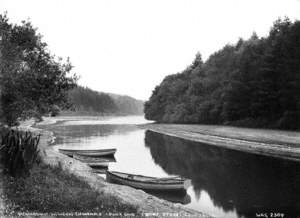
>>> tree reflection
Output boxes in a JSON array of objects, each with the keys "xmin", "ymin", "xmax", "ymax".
[
  {"xmin": 43, "ymin": 124, "xmax": 137, "ymax": 145},
  {"xmin": 145, "ymin": 130, "xmax": 300, "ymax": 218}
]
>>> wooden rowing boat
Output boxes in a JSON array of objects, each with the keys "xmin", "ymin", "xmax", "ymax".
[
  {"xmin": 73, "ymin": 154, "xmax": 113, "ymax": 167},
  {"xmin": 73, "ymin": 154, "xmax": 116, "ymax": 162},
  {"xmin": 106, "ymin": 171, "xmax": 189, "ymax": 192},
  {"xmin": 58, "ymin": 148, "xmax": 116, "ymax": 157},
  {"xmin": 91, "ymin": 166, "xmax": 108, "ymax": 174}
]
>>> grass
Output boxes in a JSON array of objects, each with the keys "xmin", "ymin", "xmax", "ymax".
[{"xmin": 2, "ymin": 163, "xmax": 138, "ymax": 217}]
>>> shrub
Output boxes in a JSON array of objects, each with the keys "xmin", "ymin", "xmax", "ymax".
[{"xmin": 0, "ymin": 128, "xmax": 40, "ymax": 177}]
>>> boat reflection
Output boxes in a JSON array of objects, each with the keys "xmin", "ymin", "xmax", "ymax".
[
  {"xmin": 147, "ymin": 190, "xmax": 191, "ymax": 205},
  {"xmin": 144, "ymin": 130, "xmax": 300, "ymax": 218}
]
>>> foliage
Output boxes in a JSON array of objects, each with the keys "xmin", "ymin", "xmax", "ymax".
[
  {"xmin": 69, "ymin": 86, "xmax": 118, "ymax": 114},
  {"xmin": 3, "ymin": 163, "xmax": 138, "ymax": 216},
  {"xmin": 145, "ymin": 18, "xmax": 300, "ymax": 130},
  {"xmin": 68, "ymin": 86, "xmax": 144, "ymax": 115},
  {"xmin": 109, "ymin": 93, "xmax": 144, "ymax": 115},
  {"xmin": 0, "ymin": 13, "xmax": 77, "ymax": 126},
  {"xmin": 50, "ymin": 105, "xmax": 60, "ymax": 117},
  {"xmin": 0, "ymin": 128, "xmax": 40, "ymax": 177}
]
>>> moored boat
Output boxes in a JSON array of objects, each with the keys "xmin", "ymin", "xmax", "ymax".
[
  {"xmin": 106, "ymin": 171, "xmax": 189, "ymax": 193},
  {"xmin": 73, "ymin": 154, "xmax": 115, "ymax": 163},
  {"xmin": 73, "ymin": 154, "xmax": 110, "ymax": 167},
  {"xmin": 59, "ymin": 148, "xmax": 116, "ymax": 157},
  {"xmin": 87, "ymin": 162, "xmax": 109, "ymax": 167},
  {"xmin": 91, "ymin": 166, "xmax": 108, "ymax": 174}
]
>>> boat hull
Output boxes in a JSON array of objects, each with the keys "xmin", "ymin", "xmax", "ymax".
[
  {"xmin": 73, "ymin": 154, "xmax": 114, "ymax": 162},
  {"xmin": 77, "ymin": 150, "xmax": 116, "ymax": 157},
  {"xmin": 92, "ymin": 168, "xmax": 108, "ymax": 174},
  {"xmin": 106, "ymin": 171, "xmax": 187, "ymax": 192},
  {"xmin": 59, "ymin": 148, "xmax": 116, "ymax": 157},
  {"xmin": 87, "ymin": 162, "xmax": 109, "ymax": 167}
]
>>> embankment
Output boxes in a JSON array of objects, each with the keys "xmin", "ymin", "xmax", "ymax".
[{"xmin": 140, "ymin": 124, "xmax": 300, "ymax": 161}]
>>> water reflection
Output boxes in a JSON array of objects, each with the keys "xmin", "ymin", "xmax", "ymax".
[
  {"xmin": 45, "ymin": 124, "xmax": 137, "ymax": 145},
  {"xmin": 147, "ymin": 190, "xmax": 191, "ymax": 205},
  {"xmin": 144, "ymin": 130, "xmax": 300, "ymax": 218}
]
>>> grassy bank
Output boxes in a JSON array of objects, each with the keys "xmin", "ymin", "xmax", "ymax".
[{"xmin": 2, "ymin": 163, "xmax": 138, "ymax": 217}]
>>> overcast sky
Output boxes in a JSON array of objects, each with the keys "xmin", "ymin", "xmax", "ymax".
[{"xmin": 1, "ymin": 0, "xmax": 300, "ymax": 100}]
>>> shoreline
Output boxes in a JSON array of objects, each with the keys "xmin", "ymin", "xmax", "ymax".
[
  {"xmin": 17, "ymin": 118, "xmax": 210, "ymax": 218},
  {"xmin": 140, "ymin": 123, "xmax": 300, "ymax": 162}
]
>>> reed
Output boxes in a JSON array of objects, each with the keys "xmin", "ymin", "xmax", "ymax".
[{"xmin": 0, "ymin": 128, "xmax": 40, "ymax": 177}]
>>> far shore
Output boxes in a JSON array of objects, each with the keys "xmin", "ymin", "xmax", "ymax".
[{"xmin": 140, "ymin": 123, "xmax": 300, "ymax": 162}]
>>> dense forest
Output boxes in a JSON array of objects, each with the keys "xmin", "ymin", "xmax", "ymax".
[
  {"xmin": 68, "ymin": 86, "xmax": 144, "ymax": 115},
  {"xmin": 145, "ymin": 18, "xmax": 300, "ymax": 130},
  {"xmin": 108, "ymin": 93, "xmax": 144, "ymax": 115},
  {"xmin": 68, "ymin": 86, "xmax": 118, "ymax": 114}
]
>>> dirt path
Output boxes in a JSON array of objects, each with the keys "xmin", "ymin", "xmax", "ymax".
[{"xmin": 141, "ymin": 124, "xmax": 300, "ymax": 161}]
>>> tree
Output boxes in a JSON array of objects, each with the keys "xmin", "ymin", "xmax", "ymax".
[
  {"xmin": 145, "ymin": 18, "xmax": 300, "ymax": 130},
  {"xmin": 0, "ymin": 14, "xmax": 77, "ymax": 125}
]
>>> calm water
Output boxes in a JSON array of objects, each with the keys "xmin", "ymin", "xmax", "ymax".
[{"xmin": 38, "ymin": 116, "xmax": 300, "ymax": 218}]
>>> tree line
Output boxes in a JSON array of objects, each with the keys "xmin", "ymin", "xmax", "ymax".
[
  {"xmin": 108, "ymin": 93, "xmax": 144, "ymax": 115},
  {"xmin": 68, "ymin": 86, "xmax": 118, "ymax": 114},
  {"xmin": 69, "ymin": 86, "xmax": 144, "ymax": 115},
  {"xmin": 145, "ymin": 18, "xmax": 300, "ymax": 130}
]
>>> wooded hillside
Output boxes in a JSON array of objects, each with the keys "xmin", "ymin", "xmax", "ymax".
[
  {"xmin": 108, "ymin": 93, "xmax": 144, "ymax": 115},
  {"xmin": 68, "ymin": 86, "xmax": 144, "ymax": 115},
  {"xmin": 145, "ymin": 18, "xmax": 300, "ymax": 130}
]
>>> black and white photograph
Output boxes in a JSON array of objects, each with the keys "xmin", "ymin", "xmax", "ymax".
[{"xmin": 0, "ymin": 0, "xmax": 300, "ymax": 217}]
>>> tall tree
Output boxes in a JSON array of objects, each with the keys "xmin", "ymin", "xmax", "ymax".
[{"xmin": 0, "ymin": 14, "xmax": 77, "ymax": 125}]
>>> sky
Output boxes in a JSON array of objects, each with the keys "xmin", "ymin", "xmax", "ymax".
[{"xmin": 1, "ymin": 0, "xmax": 300, "ymax": 100}]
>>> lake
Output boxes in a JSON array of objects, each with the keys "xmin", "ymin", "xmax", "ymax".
[{"xmin": 39, "ymin": 115, "xmax": 300, "ymax": 218}]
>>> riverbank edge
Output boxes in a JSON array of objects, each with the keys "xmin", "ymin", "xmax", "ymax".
[
  {"xmin": 140, "ymin": 123, "xmax": 300, "ymax": 162},
  {"xmin": 16, "ymin": 119, "xmax": 210, "ymax": 218}
]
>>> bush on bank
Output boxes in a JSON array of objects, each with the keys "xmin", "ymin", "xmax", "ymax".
[{"xmin": 0, "ymin": 128, "xmax": 40, "ymax": 177}]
